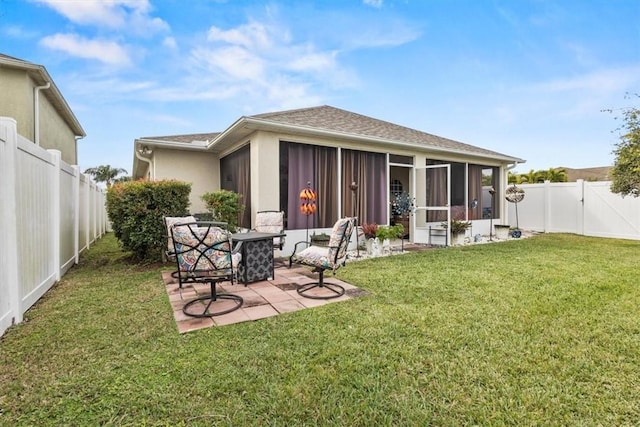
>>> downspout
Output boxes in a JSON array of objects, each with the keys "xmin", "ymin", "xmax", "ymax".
[
  {"xmin": 34, "ymin": 82, "xmax": 50, "ymax": 146},
  {"xmin": 135, "ymin": 144, "xmax": 154, "ymax": 179},
  {"xmin": 74, "ymin": 135, "xmax": 84, "ymax": 166}
]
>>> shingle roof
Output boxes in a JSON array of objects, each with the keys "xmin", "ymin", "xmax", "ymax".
[
  {"xmin": 250, "ymin": 105, "xmax": 517, "ymax": 159},
  {"xmin": 139, "ymin": 132, "xmax": 220, "ymax": 144}
]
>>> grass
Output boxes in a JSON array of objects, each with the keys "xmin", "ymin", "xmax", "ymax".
[{"xmin": 1, "ymin": 233, "xmax": 639, "ymax": 425}]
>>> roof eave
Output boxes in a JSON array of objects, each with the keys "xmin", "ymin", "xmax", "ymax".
[
  {"xmin": 0, "ymin": 56, "xmax": 86, "ymax": 137},
  {"xmin": 211, "ymin": 117, "xmax": 524, "ymax": 164}
]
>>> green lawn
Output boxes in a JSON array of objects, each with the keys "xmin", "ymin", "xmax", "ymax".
[{"xmin": 1, "ymin": 233, "xmax": 639, "ymax": 425}]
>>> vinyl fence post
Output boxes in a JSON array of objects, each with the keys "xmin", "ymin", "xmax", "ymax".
[
  {"xmin": 48, "ymin": 149, "xmax": 62, "ymax": 281},
  {"xmin": 544, "ymin": 180, "xmax": 551, "ymax": 233},
  {"xmin": 577, "ymin": 179, "xmax": 585, "ymax": 236},
  {"xmin": 72, "ymin": 165, "xmax": 80, "ymax": 264},
  {"xmin": 0, "ymin": 117, "xmax": 22, "ymax": 330}
]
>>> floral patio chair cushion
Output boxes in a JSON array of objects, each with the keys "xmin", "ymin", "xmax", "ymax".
[
  {"xmin": 172, "ymin": 225, "xmax": 241, "ymax": 274},
  {"xmin": 165, "ymin": 215, "xmax": 197, "ymax": 254},
  {"xmin": 292, "ymin": 217, "xmax": 355, "ymax": 273}
]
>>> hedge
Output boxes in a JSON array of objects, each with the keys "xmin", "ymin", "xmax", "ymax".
[{"xmin": 106, "ymin": 180, "xmax": 191, "ymax": 262}]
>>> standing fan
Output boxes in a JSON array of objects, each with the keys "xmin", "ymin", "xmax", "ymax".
[{"xmin": 505, "ymin": 185, "xmax": 525, "ymax": 238}]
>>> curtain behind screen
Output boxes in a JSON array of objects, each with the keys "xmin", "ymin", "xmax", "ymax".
[
  {"xmin": 220, "ymin": 145, "xmax": 251, "ymax": 228},
  {"xmin": 341, "ymin": 149, "xmax": 387, "ymax": 225},
  {"xmin": 281, "ymin": 142, "xmax": 337, "ymax": 229}
]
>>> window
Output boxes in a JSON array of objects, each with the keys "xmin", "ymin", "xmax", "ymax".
[
  {"xmin": 426, "ymin": 159, "xmax": 500, "ymax": 221},
  {"xmin": 390, "ymin": 179, "xmax": 403, "ymax": 194},
  {"xmin": 220, "ymin": 145, "xmax": 251, "ymax": 228},
  {"xmin": 341, "ymin": 149, "xmax": 387, "ymax": 225},
  {"xmin": 279, "ymin": 142, "xmax": 338, "ymax": 229}
]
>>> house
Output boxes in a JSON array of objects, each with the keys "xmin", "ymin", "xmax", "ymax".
[
  {"xmin": 561, "ymin": 166, "xmax": 612, "ymax": 182},
  {"xmin": 132, "ymin": 105, "xmax": 525, "ymax": 249},
  {"xmin": 0, "ymin": 53, "xmax": 85, "ymax": 164}
]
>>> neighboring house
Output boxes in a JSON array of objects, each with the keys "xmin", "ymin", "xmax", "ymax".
[
  {"xmin": 0, "ymin": 53, "xmax": 85, "ymax": 164},
  {"xmin": 133, "ymin": 105, "xmax": 525, "ymax": 248},
  {"xmin": 561, "ymin": 166, "xmax": 612, "ymax": 182}
]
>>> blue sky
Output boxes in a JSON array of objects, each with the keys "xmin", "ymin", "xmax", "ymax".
[{"xmin": 1, "ymin": 0, "xmax": 639, "ymax": 175}]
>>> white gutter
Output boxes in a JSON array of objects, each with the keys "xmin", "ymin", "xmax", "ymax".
[
  {"xmin": 34, "ymin": 82, "xmax": 50, "ymax": 146},
  {"xmin": 135, "ymin": 144, "xmax": 154, "ymax": 179}
]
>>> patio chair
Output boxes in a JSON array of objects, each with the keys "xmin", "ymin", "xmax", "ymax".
[
  {"xmin": 289, "ymin": 217, "xmax": 356, "ymax": 299},
  {"xmin": 251, "ymin": 210, "xmax": 286, "ymax": 250},
  {"xmin": 164, "ymin": 215, "xmax": 196, "ymax": 264},
  {"xmin": 170, "ymin": 221, "xmax": 243, "ymax": 317},
  {"xmin": 164, "ymin": 216, "xmax": 228, "ymax": 281}
]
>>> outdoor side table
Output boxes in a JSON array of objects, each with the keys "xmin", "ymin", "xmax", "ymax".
[{"xmin": 232, "ymin": 232, "xmax": 285, "ymax": 284}]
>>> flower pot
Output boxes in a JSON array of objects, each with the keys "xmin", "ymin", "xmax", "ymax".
[
  {"xmin": 452, "ymin": 232, "xmax": 466, "ymax": 245},
  {"xmin": 366, "ymin": 237, "xmax": 381, "ymax": 256},
  {"xmin": 494, "ymin": 225, "xmax": 510, "ymax": 240}
]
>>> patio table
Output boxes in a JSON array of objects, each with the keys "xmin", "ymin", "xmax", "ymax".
[{"xmin": 232, "ymin": 232, "xmax": 285, "ymax": 284}]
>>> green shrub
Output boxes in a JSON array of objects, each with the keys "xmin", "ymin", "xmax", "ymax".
[
  {"xmin": 201, "ymin": 189, "xmax": 243, "ymax": 232},
  {"xmin": 376, "ymin": 224, "xmax": 404, "ymax": 240},
  {"xmin": 106, "ymin": 180, "xmax": 191, "ymax": 262}
]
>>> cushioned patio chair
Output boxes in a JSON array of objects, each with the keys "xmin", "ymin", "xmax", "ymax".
[
  {"xmin": 289, "ymin": 217, "xmax": 356, "ymax": 299},
  {"xmin": 170, "ymin": 221, "xmax": 243, "ymax": 317},
  {"xmin": 251, "ymin": 210, "xmax": 286, "ymax": 250},
  {"xmin": 164, "ymin": 216, "xmax": 228, "ymax": 281}
]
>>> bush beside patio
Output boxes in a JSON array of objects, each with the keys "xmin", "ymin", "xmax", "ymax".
[{"xmin": 0, "ymin": 233, "xmax": 639, "ymax": 425}]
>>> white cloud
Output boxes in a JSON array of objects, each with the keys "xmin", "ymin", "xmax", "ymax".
[
  {"xmin": 3, "ymin": 25, "xmax": 39, "ymax": 39},
  {"xmin": 40, "ymin": 33, "xmax": 132, "ymax": 66},
  {"xmin": 535, "ymin": 65, "xmax": 640, "ymax": 94},
  {"xmin": 207, "ymin": 21, "xmax": 273, "ymax": 50},
  {"xmin": 163, "ymin": 37, "xmax": 177, "ymax": 50},
  {"xmin": 363, "ymin": 0, "xmax": 383, "ymax": 8},
  {"xmin": 34, "ymin": 0, "xmax": 169, "ymax": 34}
]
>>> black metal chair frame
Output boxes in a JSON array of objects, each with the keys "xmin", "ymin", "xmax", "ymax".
[
  {"xmin": 289, "ymin": 217, "xmax": 356, "ymax": 300},
  {"xmin": 164, "ymin": 216, "xmax": 227, "ymax": 284},
  {"xmin": 170, "ymin": 221, "xmax": 243, "ymax": 317}
]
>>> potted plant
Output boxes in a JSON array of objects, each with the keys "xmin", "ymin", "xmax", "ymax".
[
  {"xmin": 361, "ymin": 222, "xmax": 379, "ymax": 255},
  {"xmin": 376, "ymin": 224, "xmax": 405, "ymax": 253},
  {"xmin": 310, "ymin": 232, "xmax": 330, "ymax": 247},
  {"xmin": 361, "ymin": 222, "xmax": 379, "ymax": 239},
  {"xmin": 391, "ymin": 192, "xmax": 414, "ymax": 238},
  {"xmin": 441, "ymin": 219, "xmax": 471, "ymax": 245}
]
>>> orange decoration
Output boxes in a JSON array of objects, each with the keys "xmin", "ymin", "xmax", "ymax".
[{"xmin": 299, "ymin": 182, "xmax": 317, "ymax": 216}]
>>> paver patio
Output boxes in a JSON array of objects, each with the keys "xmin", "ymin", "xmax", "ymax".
[{"xmin": 162, "ymin": 259, "xmax": 367, "ymax": 333}]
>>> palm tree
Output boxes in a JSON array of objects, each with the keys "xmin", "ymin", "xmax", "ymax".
[
  {"xmin": 520, "ymin": 169, "xmax": 542, "ymax": 184},
  {"xmin": 84, "ymin": 165, "xmax": 128, "ymax": 187},
  {"xmin": 545, "ymin": 167, "xmax": 568, "ymax": 182}
]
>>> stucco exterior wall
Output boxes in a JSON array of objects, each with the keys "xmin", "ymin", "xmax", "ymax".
[
  {"xmin": 38, "ymin": 91, "xmax": 77, "ymax": 164},
  {"xmin": 152, "ymin": 148, "xmax": 219, "ymax": 213},
  {"xmin": 248, "ymin": 131, "xmax": 281, "ymax": 222},
  {"xmin": 0, "ymin": 68, "xmax": 34, "ymax": 140},
  {"xmin": 0, "ymin": 67, "xmax": 78, "ymax": 164}
]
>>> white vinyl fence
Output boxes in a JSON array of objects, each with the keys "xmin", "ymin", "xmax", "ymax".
[
  {"xmin": 507, "ymin": 180, "xmax": 640, "ymax": 241},
  {"xmin": 1, "ymin": 117, "xmax": 107, "ymax": 337}
]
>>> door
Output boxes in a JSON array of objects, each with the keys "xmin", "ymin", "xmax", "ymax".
[{"xmin": 412, "ymin": 164, "xmax": 451, "ymax": 245}]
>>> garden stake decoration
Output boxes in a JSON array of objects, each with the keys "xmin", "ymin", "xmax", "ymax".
[
  {"xmin": 505, "ymin": 185, "xmax": 525, "ymax": 238},
  {"xmin": 299, "ymin": 181, "xmax": 317, "ymax": 242},
  {"xmin": 488, "ymin": 187, "xmax": 496, "ymax": 241},
  {"xmin": 350, "ymin": 181, "xmax": 361, "ymax": 258}
]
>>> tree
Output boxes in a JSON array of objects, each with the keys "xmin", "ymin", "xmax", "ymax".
[
  {"xmin": 544, "ymin": 167, "xmax": 568, "ymax": 183},
  {"xmin": 608, "ymin": 95, "xmax": 640, "ymax": 197},
  {"xmin": 84, "ymin": 165, "xmax": 128, "ymax": 187}
]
